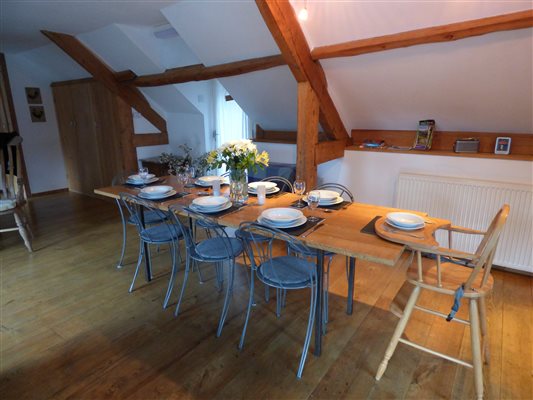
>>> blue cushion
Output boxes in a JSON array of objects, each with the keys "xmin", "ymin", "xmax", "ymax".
[
  {"xmin": 235, "ymin": 228, "xmax": 269, "ymax": 242},
  {"xmin": 140, "ymin": 224, "xmax": 182, "ymax": 244},
  {"xmin": 257, "ymin": 256, "xmax": 316, "ymax": 288},
  {"xmin": 195, "ymin": 237, "xmax": 243, "ymax": 260},
  {"xmin": 128, "ymin": 210, "xmax": 167, "ymax": 225}
]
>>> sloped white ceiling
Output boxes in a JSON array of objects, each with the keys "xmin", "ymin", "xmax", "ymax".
[{"xmin": 163, "ymin": 1, "xmax": 298, "ymax": 131}]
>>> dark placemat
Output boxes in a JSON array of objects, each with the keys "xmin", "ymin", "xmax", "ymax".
[
  {"xmin": 124, "ymin": 178, "xmax": 165, "ymax": 188},
  {"xmin": 144, "ymin": 192, "xmax": 191, "ymax": 203},
  {"xmin": 289, "ymin": 200, "xmax": 307, "ymax": 209},
  {"xmin": 282, "ymin": 217, "xmax": 325, "ymax": 237},
  {"xmin": 320, "ymin": 200, "xmax": 351, "ymax": 210},
  {"xmin": 361, "ymin": 215, "xmax": 382, "ymax": 235}
]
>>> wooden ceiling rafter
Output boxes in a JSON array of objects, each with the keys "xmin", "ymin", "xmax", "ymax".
[
  {"xmin": 41, "ymin": 30, "xmax": 168, "ymax": 138},
  {"xmin": 312, "ymin": 9, "xmax": 533, "ymax": 60}
]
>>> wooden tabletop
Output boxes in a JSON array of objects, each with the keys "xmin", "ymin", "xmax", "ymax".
[{"xmin": 94, "ymin": 175, "xmax": 434, "ymax": 266}]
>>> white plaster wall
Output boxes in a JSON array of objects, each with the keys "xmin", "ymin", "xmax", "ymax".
[{"xmin": 5, "ymin": 53, "xmax": 68, "ymax": 194}]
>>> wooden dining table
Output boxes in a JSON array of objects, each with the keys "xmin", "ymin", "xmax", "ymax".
[{"xmin": 94, "ymin": 175, "xmax": 448, "ymax": 356}]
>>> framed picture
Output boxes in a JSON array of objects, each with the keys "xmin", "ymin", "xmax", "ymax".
[
  {"xmin": 494, "ymin": 137, "xmax": 511, "ymax": 155},
  {"xmin": 413, "ymin": 119, "xmax": 435, "ymax": 150},
  {"xmin": 25, "ymin": 87, "xmax": 42, "ymax": 104},
  {"xmin": 29, "ymin": 106, "xmax": 46, "ymax": 122}
]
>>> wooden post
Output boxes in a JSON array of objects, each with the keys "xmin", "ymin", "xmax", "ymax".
[
  {"xmin": 115, "ymin": 98, "xmax": 138, "ymax": 173},
  {"xmin": 296, "ymin": 82, "xmax": 319, "ymax": 190}
]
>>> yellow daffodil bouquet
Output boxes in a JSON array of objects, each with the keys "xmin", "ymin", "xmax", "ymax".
[{"xmin": 206, "ymin": 139, "xmax": 269, "ymax": 175}]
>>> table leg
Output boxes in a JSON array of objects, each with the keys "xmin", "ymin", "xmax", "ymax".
[
  {"xmin": 314, "ymin": 249, "xmax": 324, "ymax": 356},
  {"xmin": 346, "ymin": 257, "xmax": 356, "ymax": 315},
  {"xmin": 139, "ymin": 205, "xmax": 152, "ymax": 282}
]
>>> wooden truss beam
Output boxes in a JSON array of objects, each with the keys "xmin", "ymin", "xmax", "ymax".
[
  {"xmin": 256, "ymin": 0, "xmax": 349, "ymax": 142},
  {"xmin": 41, "ymin": 30, "xmax": 168, "ymax": 137},
  {"xmin": 296, "ymin": 82, "xmax": 319, "ymax": 189},
  {"xmin": 312, "ymin": 9, "xmax": 533, "ymax": 60},
  {"xmin": 132, "ymin": 55, "xmax": 285, "ymax": 87}
]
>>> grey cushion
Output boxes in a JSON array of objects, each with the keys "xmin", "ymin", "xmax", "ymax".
[
  {"xmin": 257, "ymin": 256, "xmax": 315, "ymax": 288},
  {"xmin": 140, "ymin": 224, "xmax": 182, "ymax": 243},
  {"xmin": 128, "ymin": 210, "xmax": 167, "ymax": 225},
  {"xmin": 195, "ymin": 237, "xmax": 243, "ymax": 260}
]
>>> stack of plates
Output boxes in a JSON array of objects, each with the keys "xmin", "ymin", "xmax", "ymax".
[
  {"xmin": 190, "ymin": 196, "xmax": 232, "ymax": 213},
  {"xmin": 303, "ymin": 190, "xmax": 343, "ymax": 206},
  {"xmin": 139, "ymin": 185, "xmax": 176, "ymax": 200},
  {"xmin": 258, "ymin": 207, "xmax": 307, "ymax": 228},
  {"xmin": 195, "ymin": 176, "xmax": 228, "ymax": 187},
  {"xmin": 248, "ymin": 181, "xmax": 280, "ymax": 195},
  {"xmin": 127, "ymin": 174, "xmax": 158, "ymax": 185},
  {"xmin": 386, "ymin": 212, "xmax": 425, "ymax": 231}
]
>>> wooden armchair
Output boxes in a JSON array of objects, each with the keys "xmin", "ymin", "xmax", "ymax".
[
  {"xmin": 376, "ymin": 205, "xmax": 510, "ymax": 400},
  {"xmin": 0, "ymin": 135, "xmax": 32, "ymax": 251}
]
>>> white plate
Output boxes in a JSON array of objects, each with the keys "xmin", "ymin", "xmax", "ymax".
[
  {"xmin": 190, "ymin": 202, "xmax": 232, "ymax": 214},
  {"xmin": 127, "ymin": 177, "xmax": 159, "ymax": 186},
  {"xmin": 140, "ymin": 185, "xmax": 173, "ymax": 196},
  {"xmin": 386, "ymin": 219, "xmax": 424, "ymax": 231},
  {"xmin": 261, "ymin": 207, "xmax": 303, "ymax": 223},
  {"xmin": 192, "ymin": 196, "xmax": 228, "ymax": 208},
  {"xmin": 303, "ymin": 196, "xmax": 344, "ymax": 206},
  {"xmin": 128, "ymin": 173, "xmax": 156, "ymax": 181},
  {"xmin": 195, "ymin": 177, "xmax": 228, "ymax": 187},
  {"xmin": 248, "ymin": 181, "xmax": 277, "ymax": 190},
  {"xmin": 249, "ymin": 187, "xmax": 280, "ymax": 195},
  {"xmin": 386, "ymin": 212, "xmax": 425, "ymax": 227},
  {"xmin": 315, "ymin": 190, "xmax": 339, "ymax": 200},
  {"xmin": 258, "ymin": 215, "xmax": 307, "ymax": 229},
  {"xmin": 138, "ymin": 190, "xmax": 176, "ymax": 200}
]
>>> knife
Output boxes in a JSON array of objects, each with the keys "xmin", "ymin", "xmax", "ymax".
[{"xmin": 301, "ymin": 221, "xmax": 325, "ymax": 238}]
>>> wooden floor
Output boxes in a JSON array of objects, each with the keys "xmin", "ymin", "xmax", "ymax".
[{"xmin": 1, "ymin": 192, "xmax": 531, "ymax": 400}]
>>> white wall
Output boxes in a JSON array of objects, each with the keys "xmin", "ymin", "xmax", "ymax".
[{"xmin": 5, "ymin": 53, "xmax": 68, "ymax": 194}]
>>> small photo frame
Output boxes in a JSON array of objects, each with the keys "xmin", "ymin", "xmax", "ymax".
[
  {"xmin": 29, "ymin": 106, "xmax": 46, "ymax": 123},
  {"xmin": 25, "ymin": 87, "xmax": 42, "ymax": 104},
  {"xmin": 494, "ymin": 137, "xmax": 511, "ymax": 155}
]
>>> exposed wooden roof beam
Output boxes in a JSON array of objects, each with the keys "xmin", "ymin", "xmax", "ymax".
[
  {"xmin": 131, "ymin": 55, "xmax": 286, "ymax": 87},
  {"xmin": 41, "ymin": 30, "xmax": 167, "ymax": 135},
  {"xmin": 312, "ymin": 9, "xmax": 533, "ymax": 60},
  {"xmin": 315, "ymin": 140, "xmax": 346, "ymax": 165},
  {"xmin": 256, "ymin": 0, "xmax": 349, "ymax": 142}
]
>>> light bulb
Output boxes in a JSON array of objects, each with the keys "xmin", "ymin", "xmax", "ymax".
[{"xmin": 298, "ymin": 7, "xmax": 308, "ymax": 21}]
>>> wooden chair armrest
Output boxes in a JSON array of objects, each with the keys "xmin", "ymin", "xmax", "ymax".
[
  {"xmin": 16, "ymin": 178, "xmax": 26, "ymax": 205},
  {"xmin": 443, "ymin": 225, "xmax": 486, "ymax": 235}
]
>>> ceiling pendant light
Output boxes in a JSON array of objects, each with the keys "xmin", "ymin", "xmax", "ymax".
[{"xmin": 298, "ymin": 0, "xmax": 308, "ymax": 21}]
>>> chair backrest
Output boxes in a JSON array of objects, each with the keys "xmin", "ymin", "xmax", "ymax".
[
  {"xmin": 261, "ymin": 176, "xmax": 294, "ymax": 193},
  {"xmin": 112, "ymin": 170, "xmax": 136, "ymax": 186},
  {"xmin": 467, "ymin": 204, "xmax": 510, "ymax": 289},
  {"xmin": 313, "ymin": 182, "xmax": 354, "ymax": 202},
  {"xmin": 118, "ymin": 192, "xmax": 170, "ymax": 236},
  {"xmin": 1, "ymin": 135, "xmax": 24, "ymax": 202},
  {"xmin": 168, "ymin": 204, "xmax": 236, "ymax": 260},
  {"xmin": 238, "ymin": 221, "xmax": 317, "ymax": 287}
]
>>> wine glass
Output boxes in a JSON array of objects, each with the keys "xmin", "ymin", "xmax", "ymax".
[
  {"xmin": 294, "ymin": 178, "xmax": 306, "ymax": 207},
  {"xmin": 186, "ymin": 166, "xmax": 196, "ymax": 186},
  {"xmin": 307, "ymin": 190, "xmax": 321, "ymax": 222},
  {"xmin": 177, "ymin": 172, "xmax": 188, "ymax": 191},
  {"xmin": 139, "ymin": 166, "xmax": 149, "ymax": 181}
]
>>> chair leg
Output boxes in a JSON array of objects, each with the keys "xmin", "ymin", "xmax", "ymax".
[
  {"xmin": 115, "ymin": 199, "xmax": 127, "ymax": 268},
  {"xmin": 129, "ymin": 241, "xmax": 144, "ymax": 293},
  {"xmin": 174, "ymin": 257, "xmax": 191, "ymax": 317},
  {"xmin": 14, "ymin": 210, "xmax": 33, "ymax": 252},
  {"xmin": 470, "ymin": 299, "xmax": 484, "ymax": 400},
  {"xmin": 376, "ymin": 285, "xmax": 421, "ymax": 381},
  {"xmin": 216, "ymin": 260, "xmax": 235, "ymax": 337},
  {"xmin": 276, "ymin": 288, "xmax": 282, "ymax": 318},
  {"xmin": 479, "ymin": 296, "xmax": 490, "ymax": 365},
  {"xmin": 323, "ymin": 255, "xmax": 333, "ymax": 332},
  {"xmin": 239, "ymin": 269, "xmax": 256, "ymax": 349},
  {"xmin": 163, "ymin": 242, "xmax": 179, "ymax": 309},
  {"xmin": 265, "ymin": 285, "xmax": 270, "ymax": 303},
  {"xmin": 297, "ymin": 283, "xmax": 317, "ymax": 379}
]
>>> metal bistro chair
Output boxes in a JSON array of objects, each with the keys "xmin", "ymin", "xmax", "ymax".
[
  {"xmin": 238, "ymin": 222, "xmax": 318, "ymax": 378},
  {"xmin": 168, "ymin": 204, "xmax": 243, "ymax": 337},
  {"xmin": 113, "ymin": 172, "xmax": 168, "ymax": 269},
  {"xmin": 375, "ymin": 205, "xmax": 510, "ymax": 400},
  {"xmin": 289, "ymin": 182, "xmax": 355, "ymax": 331},
  {"xmin": 119, "ymin": 193, "xmax": 183, "ymax": 309},
  {"xmin": 260, "ymin": 175, "xmax": 294, "ymax": 193}
]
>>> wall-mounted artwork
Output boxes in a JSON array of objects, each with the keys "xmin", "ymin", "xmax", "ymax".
[
  {"xmin": 25, "ymin": 87, "xmax": 42, "ymax": 104},
  {"xmin": 29, "ymin": 106, "xmax": 46, "ymax": 122}
]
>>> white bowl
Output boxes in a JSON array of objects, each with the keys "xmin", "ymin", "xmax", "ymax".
[
  {"xmin": 249, "ymin": 181, "xmax": 277, "ymax": 190},
  {"xmin": 261, "ymin": 207, "xmax": 303, "ymax": 223},
  {"xmin": 192, "ymin": 196, "xmax": 229, "ymax": 208},
  {"xmin": 197, "ymin": 176, "xmax": 222, "ymax": 183},
  {"xmin": 128, "ymin": 173, "xmax": 155, "ymax": 181},
  {"xmin": 386, "ymin": 212, "xmax": 425, "ymax": 227},
  {"xmin": 316, "ymin": 190, "xmax": 339, "ymax": 200},
  {"xmin": 140, "ymin": 185, "xmax": 173, "ymax": 195}
]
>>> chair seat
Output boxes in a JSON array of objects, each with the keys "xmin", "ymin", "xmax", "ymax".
[
  {"xmin": 140, "ymin": 224, "xmax": 182, "ymax": 244},
  {"xmin": 235, "ymin": 228, "xmax": 269, "ymax": 242},
  {"xmin": 194, "ymin": 237, "xmax": 243, "ymax": 260},
  {"xmin": 128, "ymin": 210, "xmax": 167, "ymax": 225},
  {"xmin": 407, "ymin": 261, "xmax": 494, "ymax": 297},
  {"xmin": 0, "ymin": 199, "xmax": 16, "ymax": 212},
  {"xmin": 257, "ymin": 256, "xmax": 315, "ymax": 289},
  {"xmin": 288, "ymin": 243, "xmax": 334, "ymax": 258}
]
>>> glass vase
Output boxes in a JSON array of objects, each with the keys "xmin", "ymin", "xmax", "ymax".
[{"xmin": 229, "ymin": 168, "xmax": 248, "ymax": 205}]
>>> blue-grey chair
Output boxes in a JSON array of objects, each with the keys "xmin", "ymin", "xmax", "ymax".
[
  {"xmin": 289, "ymin": 182, "xmax": 355, "ymax": 331},
  {"xmin": 113, "ymin": 172, "xmax": 168, "ymax": 269},
  {"xmin": 119, "ymin": 193, "xmax": 183, "ymax": 309},
  {"xmin": 238, "ymin": 222, "xmax": 318, "ymax": 379},
  {"xmin": 260, "ymin": 175, "xmax": 294, "ymax": 193},
  {"xmin": 168, "ymin": 204, "xmax": 243, "ymax": 337}
]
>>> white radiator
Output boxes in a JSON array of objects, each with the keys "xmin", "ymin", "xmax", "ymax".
[{"xmin": 395, "ymin": 173, "xmax": 533, "ymax": 273}]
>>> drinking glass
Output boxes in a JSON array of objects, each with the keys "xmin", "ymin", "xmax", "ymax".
[
  {"xmin": 178, "ymin": 172, "xmax": 188, "ymax": 190},
  {"xmin": 307, "ymin": 190, "xmax": 321, "ymax": 222},
  {"xmin": 294, "ymin": 178, "xmax": 306, "ymax": 207},
  {"xmin": 139, "ymin": 166, "xmax": 149, "ymax": 180},
  {"xmin": 187, "ymin": 166, "xmax": 196, "ymax": 184}
]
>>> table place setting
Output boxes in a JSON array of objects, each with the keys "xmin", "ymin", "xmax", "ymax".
[
  {"xmin": 248, "ymin": 181, "xmax": 281, "ymax": 196},
  {"xmin": 194, "ymin": 175, "xmax": 229, "ymax": 187},
  {"xmin": 256, "ymin": 207, "xmax": 325, "ymax": 237}
]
